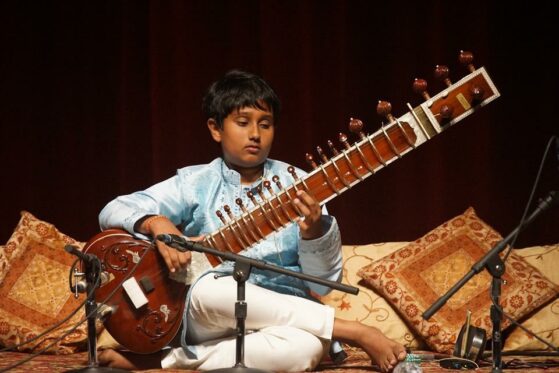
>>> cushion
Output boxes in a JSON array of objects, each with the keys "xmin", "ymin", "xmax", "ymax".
[
  {"xmin": 0, "ymin": 211, "xmax": 88, "ymax": 354},
  {"xmin": 503, "ymin": 243, "xmax": 559, "ymax": 351},
  {"xmin": 96, "ymin": 329, "xmax": 122, "ymax": 350},
  {"xmin": 0, "ymin": 245, "xmax": 6, "ymax": 281},
  {"xmin": 356, "ymin": 207, "xmax": 558, "ymax": 354},
  {"xmin": 320, "ymin": 242, "xmax": 426, "ymax": 349}
]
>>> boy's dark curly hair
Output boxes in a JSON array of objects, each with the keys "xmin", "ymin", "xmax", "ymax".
[{"xmin": 203, "ymin": 70, "xmax": 281, "ymax": 128}]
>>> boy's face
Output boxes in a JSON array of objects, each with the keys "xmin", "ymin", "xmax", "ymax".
[{"xmin": 208, "ymin": 104, "xmax": 274, "ymax": 172}]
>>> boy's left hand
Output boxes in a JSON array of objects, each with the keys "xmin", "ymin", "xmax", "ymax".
[{"xmin": 294, "ymin": 190, "xmax": 323, "ymax": 240}]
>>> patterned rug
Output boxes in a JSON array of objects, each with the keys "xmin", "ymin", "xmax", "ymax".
[{"xmin": 1, "ymin": 349, "xmax": 559, "ymax": 372}]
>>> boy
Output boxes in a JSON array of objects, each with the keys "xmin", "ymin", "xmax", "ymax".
[{"xmin": 98, "ymin": 70, "xmax": 406, "ymax": 372}]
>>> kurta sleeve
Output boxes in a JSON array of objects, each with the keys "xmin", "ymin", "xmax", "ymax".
[
  {"xmin": 99, "ymin": 174, "xmax": 188, "ymax": 235},
  {"xmin": 297, "ymin": 215, "xmax": 343, "ymax": 296}
]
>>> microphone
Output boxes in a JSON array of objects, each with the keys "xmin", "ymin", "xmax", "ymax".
[
  {"xmin": 64, "ymin": 244, "xmax": 98, "ymax": 264},
  {"xmin": 156, "ymin": 234, "xmax": 191, "ymax": 251}
]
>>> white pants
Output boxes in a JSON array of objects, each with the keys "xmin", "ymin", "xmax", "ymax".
[{"xmin": 161, "ymin": 274, "xmax": 335, "ymax": 371}]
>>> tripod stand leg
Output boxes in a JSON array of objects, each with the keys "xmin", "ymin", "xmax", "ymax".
[
  {"xmin": 205, "ymin": 261, "xmax": 272, "ymax": 373},
  {"xmin": 489, "ymin": 264, "xmax": 504, "ymax": 373},
  {"xmin": 65, "ymin": 257, "xmax": 130, "ymax": 373}
]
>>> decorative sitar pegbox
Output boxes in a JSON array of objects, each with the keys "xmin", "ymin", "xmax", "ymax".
[{"xmin": 304, "ymin": 50, "xmax": 499, "ymax": 173}]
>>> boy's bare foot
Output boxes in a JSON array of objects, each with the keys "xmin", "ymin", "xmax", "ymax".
[
  {"xmin": 98, "ymin": 349, "xmax": 163, "ymax": 370},
  {"xmin": 333, "ymin": 319, "xmax": 406, "ymax": 372},
  {"xmin": 358, "ymin": 325, "xmax": 407, "ymax": 372}
]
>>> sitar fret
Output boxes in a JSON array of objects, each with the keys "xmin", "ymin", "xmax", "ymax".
[{"xmin": 307, "ymin": 122, "xmax": 418, "ymax": 204}]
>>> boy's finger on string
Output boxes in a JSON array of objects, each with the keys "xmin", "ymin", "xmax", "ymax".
[
  {"xmin": 295, "ymin": 190, "xmax": 314, "ymax": 205},
  {"xmin": 294, "ymin": 199, "xmax": 311, "ymax": 219}
]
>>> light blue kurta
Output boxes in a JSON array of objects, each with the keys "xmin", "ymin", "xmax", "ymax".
[
  {"xmin": 99, "ymin": 157, "xmax": 343, "ymax": 298},
  {"xmin": 99, "ymin": 157, "xmax": 343, "ymax": 359}
]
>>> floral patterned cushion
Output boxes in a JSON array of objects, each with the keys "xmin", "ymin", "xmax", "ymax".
[
  {"xmin": 320, "ymin": 242, "xmax": 425, "ymax": 349},
  {"xmin": 503, "ymin": 243, "xmax": 559, "ymax": 351},
  {"xmin": 0, "ymin": 211, "xmax": 88, "ymax": 354},
  {"xmin": 356, "ymin": 207, "xmax": 558, "ymax": 354}
]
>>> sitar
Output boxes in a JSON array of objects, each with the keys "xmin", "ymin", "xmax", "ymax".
[{"xmin": 82, "ymin": 51, "xmax": 500, "ymax": 353}]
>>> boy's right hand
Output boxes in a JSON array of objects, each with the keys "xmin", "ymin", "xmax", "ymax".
[
  {"xmin": 140, "ymin": 216, "xmax": 192, "ymax": 273},
  {"xmin": 155, "ymin": 236, "xmax": 192, "ymax": 274}
]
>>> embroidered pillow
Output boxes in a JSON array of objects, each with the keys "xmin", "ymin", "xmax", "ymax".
[
  {"xmin": 357, "ymin": 207, "xmax": 558, "ymax": 353},
  {"xmin": 503, "ymin": 243, "xmax": 559, "ymax": 351},
  {"xmin": 0, "ymin": 211, "xmax": 88, "ymax": 354}
]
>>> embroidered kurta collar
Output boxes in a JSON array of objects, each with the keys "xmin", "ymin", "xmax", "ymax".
[{"xmin": 219, "ymin": 157, "xmax": 271, "ymax": 190}]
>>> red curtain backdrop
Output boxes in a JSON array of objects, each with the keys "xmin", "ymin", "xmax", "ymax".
[{"xmin": 1, "ymin": 1, "xmax": 558, "ymax": 247}]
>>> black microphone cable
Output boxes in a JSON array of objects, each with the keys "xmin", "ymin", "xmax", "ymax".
[{"xmin": 503, "ymin": 135, "xmax": 557, "ymax": 261}]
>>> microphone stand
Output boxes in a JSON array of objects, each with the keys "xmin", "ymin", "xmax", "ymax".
[
  {"xmin": 422, "ymin": 190, "xmax": 558, "ymax": 373},
  {"xmin": 65, "ymin": 248, "xmax": 129, "ymax": 373},
  {"xmin": 161, "ymin": 236, "xmax": 359, "ymax": 373}
]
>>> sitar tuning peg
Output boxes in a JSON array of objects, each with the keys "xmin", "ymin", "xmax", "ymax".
[
  {"xmin": 305, "ymin": 153, "xmax": 318, "ymax": 169},
  {"xmin": 287, "ymin": 166, "xmax": 300, "ymax": 180},
  {"xmin": 459, "ymin": 50, "xmax": 475, "ymax": 73},
  {"xmin": 458, "ymin": 50, "xmax": 485, "ymax": 102},
  {"xmin": 272, "ymin": 175, "xmax": 283, "ymax": 189},
  {"xmin": 413, "ymin": 78, "xmax": 431, "ymax": 100},
  {"xmin": 440, "ymin": 105, "xmax": 454, "ymax": 119},
  {"xmin": 434, "ymin": 64, "xmax": 452, "ymax": 87},
  {"xmin": 255, "ymin": 185, "xmax": 267, "ymax": 200},
  {"xmin": 338, "ymin": 133, "xmax": 350, "ymax": 150},
  {"xmin": 263, "ymin": 180, "xmax": 273, "ymax": 193},
  {"xmin": 316, "ymin": 146, "xmax": 328, "ymax": 163},
  {"xmin": 216, "ymin": 210, "xmax": 227, "ymax": 224},
  {"xmin": 433, "ymin": 65, "xmax": 454, "ymax": 119},
  {"xmin": 348, "ymin": 117, "xmax": 366, "ymax": 140},
  {"xmin": 469, "ymin": 85, "xmax": 485, "ymax": 102},
  {"xmin": 247, "ymin": 190, "xmax": 259, "ymax": 205},
  {"xmin": 327, "ymin": 140, "xmax": 340, "ymax": 156},
  {"xmin": 235, "ymin": 198, "xmax": 248, "ymax": 213},
  {"xmin": 376, "ymin": 100, "xmax": 395, "ymax": 123},
  {"xmin": 223, "ymin": 205, "xmax": 235, "ymax": 219}
]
